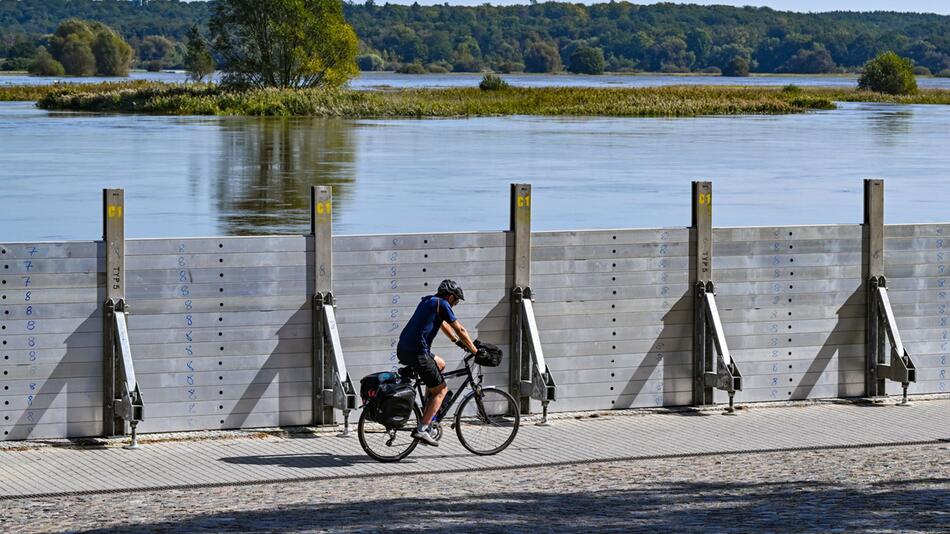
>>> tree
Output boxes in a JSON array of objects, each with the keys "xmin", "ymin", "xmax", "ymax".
[
  {"xmin": 184, "ymin": 26, "xmax": 214, "ymax": 82},
  {"xmin": 92, "ymin": 30, "xmax": 132, "ymax": 76},
  {"xmin": 524, "ymin": 41, "xmax": 561, "ymax": 73},
  {"xmin": 60, "ymin": 35, "xmax": 96, "ymax": 76},
  {"xmin": 723, "ymin": 56, "xmax": 750, "ymax": 77},
  {"xmin": 138, "ymin": 35, "xmax": 178, "ymax": 67},
  {"xmin": 568, "ymin": 45, "xmax": 605, "ymax": 74},
  {"xmin": 357, "ymin": 53, "xmax": 384, "ymax": 71},
  {"xmin": 211, "ymin": 0, "xmax": 359, "ymax": 88},
  {"xmin": 28, "ymin": 46, "xmax": 65, "ymax": 76},
  {"xmin": 858, "ymin": 51, "xmax": 918, "ymax": 95}
]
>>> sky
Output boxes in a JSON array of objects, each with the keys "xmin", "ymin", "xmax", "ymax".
[{"xmin": 371, "ymin": 1, "xmax": 950, "ymax": 15}]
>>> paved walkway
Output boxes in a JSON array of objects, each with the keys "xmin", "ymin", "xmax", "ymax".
[{"xmin": 1, "ymin": 399, "xmax": 948, "ymax": 500}]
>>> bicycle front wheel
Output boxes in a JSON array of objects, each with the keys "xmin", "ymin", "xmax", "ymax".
[
  {"xmin": 358, "ymin": 404, "xmax": 422, "ymax": 463},
  {"xmin": 454, "ymin": 386, "xmax": 520, "ymax": 455}
]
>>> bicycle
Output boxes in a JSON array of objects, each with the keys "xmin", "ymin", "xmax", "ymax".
[{"xmin": 357, "ymin": 351, "xmax": 521, "ymax": 462}]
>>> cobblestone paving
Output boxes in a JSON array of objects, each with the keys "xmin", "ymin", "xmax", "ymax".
[
  {"xmin": 0, "ymin": 443, "xmax": 947, "ymax": 533},
  {"xmin": 1, "ymin": 400, "xmax": 948, "ymax": 499}
]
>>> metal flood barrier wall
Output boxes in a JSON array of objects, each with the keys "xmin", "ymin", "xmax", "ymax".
[{"xmin": 1, "ymin": 181, "xmax": 947, "ymax": 440}]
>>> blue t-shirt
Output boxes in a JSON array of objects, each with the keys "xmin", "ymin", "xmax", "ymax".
[{"xmin": 398, "ymin": 295, "xmax": 457, "ymax": 355}]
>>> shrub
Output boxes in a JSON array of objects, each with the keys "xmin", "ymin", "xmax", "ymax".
[
  {"xmin": 146, "ymin": 60, "xmax": 164, "ymax": 72},
  {"xmin": 28, "ymin": 47, "xmax": 65, "ymax": 77},
  {"xmin": 479, "ymin": 73, "xmax": 509, "ymax": 91},
  {"xmin": 2, "ymin": 57, "xmax": 33, "ymax": 72},
  {"xmin": 568, "ymin": 46, "xmax": 605, "ymax": 75},
  {"xmin": 937, "ymin": 69, "xmax": 950, "ymax": 78},
  {"xmin": 858, "ymin": 52, "xmax": 918, "ymax": 95},
  {"xmin": 496, "ymin": 61, "xmax": 524, "ymax": 74},
  {"xmin": 357, "ymin": 53, "xmax": 384, "ymax": 71},
  {"xmin": 912, "ymin": 66, "xmax": 932, "ymax": 76},
  {"xmin": 396, "ymin": 62, "xmax": 426, "ymax": 74},
  {"xmin": 93, "ymin": 30, "xmax": 133, "ymax": 76},
  {"xmin": 61, "ymin": 35, "xmax": 96, "ymax": 76},
  {"xmin": 782, "ymin": 84, "xmax": 803, "ymax": 94},
  {"xmin": 723, "ymin": 57, "xmax": 750, "ymax": 77},
  {"xmin": 699, "ymin": 66, "xmax": 722, "ymax": 75},
  {"xmin": 524, "ymin": 41, "xmax": 561, "ymax": 73},
  {"xmin": 425, "ymin": 63, "xmax": 450, "ymax": 74}
]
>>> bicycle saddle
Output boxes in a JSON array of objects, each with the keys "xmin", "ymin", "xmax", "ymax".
[{"xmin": 398, "ymin": 366, "xmax": 416, "ymax": 380}]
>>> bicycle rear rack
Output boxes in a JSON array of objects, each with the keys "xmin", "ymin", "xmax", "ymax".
[
  {"xmin": 315, "ymin": 293, "xmax": 358, "ymax": 435},
  {"xmin": 105, "ymin": 298, "xmax": 144, "ymax": 448},
  {"xmin": 513, "ymin": 287, "xmax": 557, "ymax": 425},
  {"xmin": 867, "ymin": 276, "xmax": 916, "ymax": 404},
  {"xmin": 695, "ymin": 282, "xmax": 743, "ymax": 412}
]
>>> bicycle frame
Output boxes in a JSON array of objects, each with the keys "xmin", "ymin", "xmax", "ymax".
[{"xmin": 404, "ymin": 354, "xmax": 481, "ymax": 430}]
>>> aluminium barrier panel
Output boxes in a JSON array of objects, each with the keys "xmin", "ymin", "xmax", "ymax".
[
  {"xmin": 712, "ymin": 225, "xmax": 866, "ymax": 402},
  {"xmin": 4, "ymin": 222, "xmax": 950, "ymax": 441},
  {"xmin": 530, "ymin": 228, "xmax": 694, "ymax": 412},
  {"xmin": 332, "ymin": 232, "xmax": 512, "ymax": 392},
  {"xmin": 125, "ymin": 236, "xmax": 313, "ymax": 433},
  {"xmin": 884, "ymin": 224, "xmax": 950, "ymax": 396},
  {"xmin": 0, "ymin": 241, "xmax": 103, "ymax": 440}
]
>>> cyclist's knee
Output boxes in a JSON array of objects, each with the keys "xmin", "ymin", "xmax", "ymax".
[
  {"xmin": 434, "ymin": 355, "xmax": 446, "ymax": 371},
  {"xmin": 429, "ymin": 382, "xmax": 447, "ymax": 396}
]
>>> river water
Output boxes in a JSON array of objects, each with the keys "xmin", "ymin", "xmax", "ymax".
[{"xmin": 1, "ymin": 97, "xmax": 949, "ymax": 241}]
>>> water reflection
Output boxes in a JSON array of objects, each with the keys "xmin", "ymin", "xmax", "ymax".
[
  {"xmin": 868, "ymin": 109, "xmax": 913, "ymax": 146},
  {"xmin": 213, "ymin": 117, "xmax": 355, "ymax": 235}
]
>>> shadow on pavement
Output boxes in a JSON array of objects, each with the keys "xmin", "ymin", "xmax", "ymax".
[
  {"xmin": 72, "ymin": 478, "xmax": 950, "ymax": 533},
  {"xmin": 219, "ymin": 451, "xmax": 478, "ymax": 468}
]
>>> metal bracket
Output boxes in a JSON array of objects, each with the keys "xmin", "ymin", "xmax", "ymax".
[
  {"xmin": 513, "ymin": 286, "xmax": 557, "ymax": 425},
  {"xmin": 105, "ymin": 298, "xmax": 144, "ymax": 448},
  {"xmin": 314, "ymin": 292, "xmax": 358, "ymax": 436},
  {"xmin": 695, "ymin": 282, "xmax": 742, "ymax": 412},
  {"xmin": 868, "ymin": 276, "xmax": 917, "ymax": 404}
]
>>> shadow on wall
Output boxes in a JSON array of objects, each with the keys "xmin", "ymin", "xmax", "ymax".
[
  {"xmin": 615, "ymin": 294, "xmax": 691, "ymax": 409},
  {"xmin": 8, "ymin": 313, "xmax": 101, "ymax": 440},
  {"xmin": 71, "ymin": 478, "xmax": 948, "ymax": 533},
  {"xmin": 225, "ymin": 269, "xmax": 315, "ymax": 429},
  {"xmin": 791, "ymin": 288, "xmax": 864, "ymax": 400}
]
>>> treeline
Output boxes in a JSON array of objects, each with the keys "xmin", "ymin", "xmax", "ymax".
[{"xmin": 2, "ymin": 0, "xmax": 950, "ymax": 75}]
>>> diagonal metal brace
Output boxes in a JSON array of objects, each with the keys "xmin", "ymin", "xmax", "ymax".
[
  {"xmin": 106, "ymin": 298, "xmax": 144, "ymax": 448},
  {"xmin": 513, "ymin": 286, "xmax": 557, "ymax": 424},
  {"xmin": 696, "ymin": 282, "xmax": 742, "ymax": 412},
  {"xmin": 315, "ymin": 292, "xmax": 357, "ymax": 434},
  {"xmin": 868, "ymin": 277, "xmax": 917, "ymax": 404}
]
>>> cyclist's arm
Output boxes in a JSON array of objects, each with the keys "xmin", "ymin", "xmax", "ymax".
[{"xmin": 447, "ymin": 320, "xmax": 477, "ymax": 354}]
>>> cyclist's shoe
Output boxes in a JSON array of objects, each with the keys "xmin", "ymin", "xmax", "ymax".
[{"xmin": 411, "ymin": 427, "xmax": 439, "ymax": 447}]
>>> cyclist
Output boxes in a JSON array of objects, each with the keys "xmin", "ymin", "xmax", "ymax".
[{"xmin": 397, "ymin": 279, "xmax": 477, "ymax": 446}]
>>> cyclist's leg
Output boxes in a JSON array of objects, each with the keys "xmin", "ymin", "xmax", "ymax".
[{"xmin": 418, "ymin": 353, "xmax": 446, "ymax": 427}]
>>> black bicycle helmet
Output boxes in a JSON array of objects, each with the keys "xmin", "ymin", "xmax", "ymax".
[{"xmin": 437, "ymin": 279, "xmax": 465, "ymax": 301}]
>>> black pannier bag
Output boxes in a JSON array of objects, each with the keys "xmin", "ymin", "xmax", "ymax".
[
  {"xmin": 375, "ymin": 382, "xmax": 416, "ymax": 429},
  {"xmin": 473, "ymin": 339, "xmax": 503, "ymax": 367},
  {"xmin": 360, "ymin": 371, "xmax": 415, "ymax": 428},
  {"xmin": 360, "ymin": 371, "xmax": 398, "ymax": 405}
]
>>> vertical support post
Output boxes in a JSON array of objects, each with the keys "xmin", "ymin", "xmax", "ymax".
[
  {"xmin": 864, "ymin": 179, "xmax": 886, "ymax": 397},
  {"xmin": 691, "ymin": 181, "xmax": 714, "ymax": 406},
  {"xmin": 102, "ymin": 188, "xmax": 125, "ymax": 436},
  {"xmin": 311, "ymin": 186, "xmax": 335, "ymax": 425},
  {"xmin": 510, "ymin": 183, "xmax": 532, "ymax": 413}
]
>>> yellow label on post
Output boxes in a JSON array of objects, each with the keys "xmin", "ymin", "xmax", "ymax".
[
  {"xmin": 316, "ymin": 201, "xmax": 331, "ymax": 215},
  {"xmin": 107, "ymin": 205, "xmax": 123, "ymax": 218},
  {"xmin": 697, "ymin": 193, "xmax": 712, "ymax": 206},
  {"xmin": 517, "ymin": 195, "xmax": 531, "ymax": 208}
]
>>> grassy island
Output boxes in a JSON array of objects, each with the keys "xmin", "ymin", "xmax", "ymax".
[{"xmin": 3, "ymin": 82, "xmax": 950, "ymax": 118}]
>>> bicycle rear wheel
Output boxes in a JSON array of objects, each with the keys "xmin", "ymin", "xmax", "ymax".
[
  {"xmin": 358, "ymin": 404, "xmax": 422, "ymax": 462},
  {"xmin": 454, "ymin": 386, "xmax": 520, "ymax": 455}
]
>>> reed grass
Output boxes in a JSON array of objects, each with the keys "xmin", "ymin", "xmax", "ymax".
[{"xmin": 6, "ymin": 82, "xmax": 949, "ymax": 117}]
